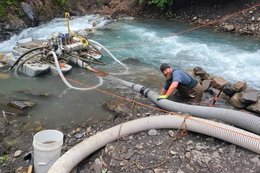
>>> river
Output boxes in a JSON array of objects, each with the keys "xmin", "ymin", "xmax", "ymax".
[{"xmin": 0, "ymin": 15, "xmax": 259, "ymax": 126}]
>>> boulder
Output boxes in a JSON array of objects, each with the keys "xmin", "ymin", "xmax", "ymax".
[
  {"xmin": 247, "ymin": 100, "xmax": 260, "ymax": 115},
  {"xmin": 201, "ymin": 80, "xmax": 212, "ymax": 91},
  {"xmin": 239, "ymin": 89, "xmax": 258, "ymax": 105},
  {"xmin": 224, "ymin": 24, "xmax": 235, "ymax": 31},
  {"xmin": 229, "ymin": 93, "xmax": 246, "ymax": 109},
  {"xmin": 212, "ymin": 76, "xmax": 228, "ymax": 90},
  {"xmin": 8, "ymin": 100, "xmax": 35, "ymax": 110},
  {"xmin": 231, "ymin": 81, "xmax": 247, "ymax": 92},
  {"xmin": 193, "ymin": 66, "xmax": 211, "ymax": 80},
  {"xmin": 223, "ymin": 83, "xmax": 235, "ymax": 97},
  {"xmin": 21, "ymin": 2, "xmax": 40, "ymax": 27}
]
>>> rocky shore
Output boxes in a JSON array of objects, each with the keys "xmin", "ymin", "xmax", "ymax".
[{"xmin": 0, "ymin": 0, "xmax": 260, "ymax": 42}]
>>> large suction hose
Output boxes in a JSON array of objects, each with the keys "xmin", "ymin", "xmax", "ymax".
[
  {"xmin": 50, "ymin": 51, "xmax": 103, "ymax": 91},
  {"xmin": 89, "ymin": 39, "xmax": 129, "ymax": 75},
  {"xmin": 110, "ymin": 76, "xmax": 260, "ymax": 135},
  {"xmin": 48, "ymin": 115, "xmax": 260, "ymax": 173}
]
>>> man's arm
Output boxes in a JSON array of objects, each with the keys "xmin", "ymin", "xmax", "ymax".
[
  {"xmin": 160, "ymin": 88, "xmax": 167, "ymax": 95},
  {"xmin": 165, "ymin": 81, "xmax": 179, "ymax": 97}
]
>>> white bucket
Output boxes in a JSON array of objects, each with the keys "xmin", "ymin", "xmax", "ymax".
[{"xmin": 33, "ymin": 130, "xmax": 64, "ymax": 173}]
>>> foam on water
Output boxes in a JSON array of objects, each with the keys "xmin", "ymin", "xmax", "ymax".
[
  {"xmin": 112, "ymin": 22, "xmax": 260, "ymax": 89},
  {"xmin": 0, "ymin": 14, "xmax": 110, "ymax": 52}
]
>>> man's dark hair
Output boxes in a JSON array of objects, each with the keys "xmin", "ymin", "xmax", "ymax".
[{"xmin": 160, "ymin": 63, "xmax": 171, "ymax": 72}]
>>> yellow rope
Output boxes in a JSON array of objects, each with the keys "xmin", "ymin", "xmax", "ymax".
[{"xmin": 64, "ymin": 12, "xmax": 89, "ymax": 46}]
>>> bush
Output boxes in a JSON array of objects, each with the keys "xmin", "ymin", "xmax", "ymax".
[
  {"xmin": 0, "ymin": 0, "xmax": 21, "ymax": 17},
  {"xmin": 136, "ymin": 0, "xmax": 174, "ymax": 10}
]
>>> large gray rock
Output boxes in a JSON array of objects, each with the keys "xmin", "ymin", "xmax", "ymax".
[
  {"xmin": 247, "ymin": 100, "xmax": 260, "ymax": 115},
  {"xmin": 239, "ymin": 89, "xmax": 258, "ymax": 105},
  {"xmin": 8, "ymin": 100, "xmax": 35, "ymax": 110}
]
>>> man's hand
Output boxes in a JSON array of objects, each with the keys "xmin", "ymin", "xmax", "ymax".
[{"xmin": 157, "ymin": 95, "xmax": 168, "ymax": 100}]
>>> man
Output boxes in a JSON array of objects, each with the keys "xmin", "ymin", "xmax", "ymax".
[{"xmin": 158, "ymin": 63, "xmax": 204, "ymax": 103}]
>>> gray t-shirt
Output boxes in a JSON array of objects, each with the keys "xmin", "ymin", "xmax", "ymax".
[{"xmin": 164, "ymin": 69, "xmax": 197, "ymax": 90}]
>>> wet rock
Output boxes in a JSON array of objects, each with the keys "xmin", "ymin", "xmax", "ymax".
[
  {"xmin": 193, "ymin": 66, "xmax": 211, "ymax": 80},
  {"xmin": 201, "ymin": 80, "xmax": 212, "ymax": 91},
  {"xmin": 239, "ymin": 89, "xmax": 258, "ymax": 105},
  {"xmin": 247, "ymin": 100, "xmax": 260, "ymax": 114},
  {"xmin": 103, "ymin": 101, "xmax": 133, "ymax": 117},
  {"xmin": 8, "ymin": 100, "xmax": 35, "ymax": 110},
  {"xmin": 212, "ymin": 76, "xmax": 228, "ymax": 90},
  {"xmin": 223, "ymin": 83, "xmax": 235, "ymax": 97},
  {"xmin": 231, "ymin": 81, "xmax": 247, "ymax": 92},
  {"xmin": 230, "ymin": 93, "xmax": 246, "ymax": 109}
]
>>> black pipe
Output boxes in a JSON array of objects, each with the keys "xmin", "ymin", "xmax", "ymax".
[{"xmin": 9, "ymin": 47, "xmax": 43, "ymax": 70}]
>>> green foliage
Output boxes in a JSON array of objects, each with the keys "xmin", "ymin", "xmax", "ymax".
[
  {"xmin": 53, "ymin": 0, "xmax": 69, "ymax": 7},
  {"xmin": 0, "ymin": 5, "xmax": 4, "ymax": 17},
  {"xmin": 96, "ymin": 0, "xmax": 105, "ymax": 6},
  {"xmin": 0, "ymin": 155, "xmax": 8, "ymax": 165},
  {"xmin": 136, "ymin": 0, "xmax": 174, "ymax": 10},
  {"xmin": 0, "ymin": 0, "xmax": 21, "ymax": 17},
  {"xmin": 149, "ymin": 0, "xmax": 174, "ymax": 10}
]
